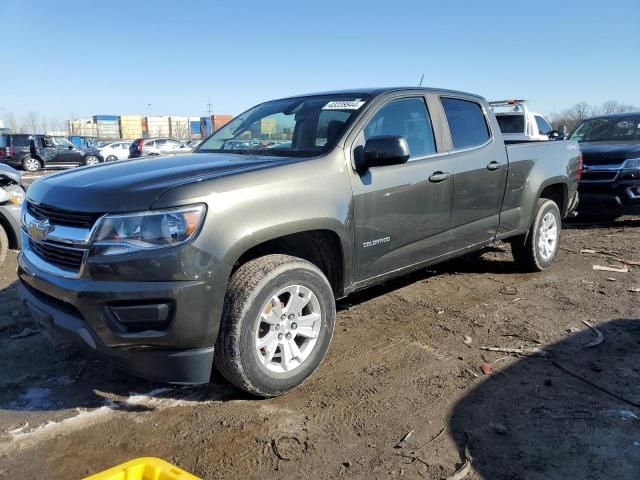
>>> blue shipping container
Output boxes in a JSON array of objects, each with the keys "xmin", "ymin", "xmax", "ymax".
[{"xmin": 94, "ymin": 115, "xmax": 119, "ymax": 122}]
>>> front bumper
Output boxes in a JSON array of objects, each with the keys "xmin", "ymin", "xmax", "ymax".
[
  {"xmin": 578, "ymin": 178, "xmax": 640, "ymax": 216},
  {"xmin": 17, "ymin": 243, "xmax": 232, "ymax": 384}
]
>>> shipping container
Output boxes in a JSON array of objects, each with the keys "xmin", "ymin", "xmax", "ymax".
[
  {"xmin": 212, "ymin": 114, "xmax": 233, "ymax": 132},
  {"xmin": 68, "ymin": 119, "xmax": 98, "ymax": 137},
  {"xmin": 146, "ymin": 116, "xmax": 171, "ymax": 138},
  {"xmin": 93, "ymin": 115, "xmax": 119, "ymax": 122},
  {"xmin": 119, "ymin": 115, "xmax": 144, "ymax": 140}
]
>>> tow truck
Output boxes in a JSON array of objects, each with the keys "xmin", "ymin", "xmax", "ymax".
[{"xmin": 490, "ymin": 99, "xmax": 560, "ymax": 143}]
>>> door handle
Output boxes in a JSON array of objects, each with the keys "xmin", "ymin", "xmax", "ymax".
[
  {"xmin": 429, "ymin": 171, "xmax": 450, "ymax": 183},
  {"xmin": 487, "ymin": 161, "xmax": 502, "ymax": 171}
]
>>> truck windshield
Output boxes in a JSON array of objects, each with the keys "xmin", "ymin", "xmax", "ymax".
[
  {"xmin": 569, "ymin": 115, "xmax": 640, "ymax": 142},
  {"xmin": 196, "ymin": 94, "xmax": 370, "ymax": 157},
  {"xmin": 495, "ymin": 114, "xmax": 525, "ymax": 134}
]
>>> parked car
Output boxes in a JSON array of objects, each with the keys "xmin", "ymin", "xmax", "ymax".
[
  {"xmin": 567, "ymin": 112, "xmax": 640, "ymax": 219},
  {"xmin": 18, "ymin": 87, "xmax": 580, "ymax": 397},
  {"xmin": 0, "ymin": 134, "xmax": 104, "ymax": 172},
  {"xmin": 128, "ymin": 137, "xmax": 190, "ymax": 158},
  {"xmin": 0, "ymin": 164, "xmax": 25, "ymax": 265},
  {"xmin": 99, "ymin": 141, "xmax": 133, "ymax": 162},
  {"xmin": 490, "ymin": 99, "xmax": 559, "ymax": 143}
]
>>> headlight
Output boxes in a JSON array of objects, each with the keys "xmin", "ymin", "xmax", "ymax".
[
  {"xmin": 625, "ymin": 158, "xmax": 640, "ymax": 169},
  {"xmin": 3, "ymin": 184, "xmax": 26, "ymax": 205},
  {"xmin": 92, "ymin": 204, "xmax": 206, "ymax": 256}
]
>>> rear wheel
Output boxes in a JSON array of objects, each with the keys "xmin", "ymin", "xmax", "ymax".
[
  {"xmin": 105, "ymin": 155, "xmax": 117, "ymax": 162},
  {"xmin": 0, "ymin": 223, "xmax": 8, "ymax": 267},
  {"xmin": 22, "ymin": 156, "xmax": 41, "ymax": 172},
  {"xmin": 511, "ymin": 199, "xmax": 561, "ymax": 272},
  {"xmin": 214, "ymin": 254, "xmax": 335, "ymax": 397},
  {"xmin": 85, "ymin": 155, "xmax": 100, "ymax": 166}
]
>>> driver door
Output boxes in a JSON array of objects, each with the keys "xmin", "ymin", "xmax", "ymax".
[{"xmin": 350, "ymin": 96, "xmax": 453, "ymax": 282}]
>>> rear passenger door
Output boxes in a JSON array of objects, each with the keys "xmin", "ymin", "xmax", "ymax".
[
  {"xmin": 350, "ymin": 95, "xmax": 453, "ymax": 281},
  {"xmin": 439, "ymin": 96, "xmax": 508, "ymax": 251}
]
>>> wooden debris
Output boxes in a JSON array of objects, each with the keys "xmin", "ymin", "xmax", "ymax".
[
  {"xmin": 480, "ymin": 346, "xmax": 549, "ymax": 357},
  {"xmin": 552, "ymin": 361, "xmax": 640, "ymax": 408},
  {"xmin": 394, "ymin": 429, "xmax": 414, "ymax": 448},
  {"xmin": 445, "ymin": 434, "xmax": 472, "ymax": 480},
  {"xmin": 581, "ymin": 320, "xmax": 604, "ymax": 348},
  {"xmin": 412, "ymin": 426, "xmax": 446, "ymax": 453},
  {"xmin": 592, "ymin": 264, "xmax": 629, "ymax": 273}
]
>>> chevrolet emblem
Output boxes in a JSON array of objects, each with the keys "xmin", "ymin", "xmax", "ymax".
[{"xmin": 28, "ymin": 218, "xmax": 53, "ymax": 242}]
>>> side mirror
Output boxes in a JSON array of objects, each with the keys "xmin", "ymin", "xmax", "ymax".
[
  {"xmin": 68, "ymin": 145, "xmax": 74, "ymax": 150},
  {"xmin": 558, "ymin": 125, "xmax": 567, "ymax": 136},
  {"xmin": 357, "ymin": 136, "xmax": 410, "ymax": 173}
]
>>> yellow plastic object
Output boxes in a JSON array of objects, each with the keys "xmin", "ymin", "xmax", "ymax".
[{"xmin": 83, "ymin": 457, "xmax": 201, "ymax": 480}]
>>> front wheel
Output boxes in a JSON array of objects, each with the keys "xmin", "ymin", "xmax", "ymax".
[
  {"xmin": 22, "ymin": 156, "xmax": 41, "ymax": 172},
  {"xmin": 511, "ymin": 198, "xmax": 561, "ymax": 272},
  {"xmin": 105, "ymin": 155, "xmax": 117, "ymax": 162},
  {"xmin": 85, "ymin": 155, "xmax": 100, "ymax": 166},
  {"xmin": 214, "ymin": 254, "xmax": 336, "ymax": 397},
  {"xmin": 0, "ymin": 223, "xmax": 8, "ymax": 266}
]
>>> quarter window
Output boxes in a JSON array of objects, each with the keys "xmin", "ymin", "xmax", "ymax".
[
  {"xmin": 364, "ymin": 98, "xmax": 436, "ymax": 159},
  {"xmin": 535, "ymin": 115, "xmax": 552, "ymax": 135},
  {"xmin": 441, "ymin": 98, "xmax": 491, "ymax": 149}
]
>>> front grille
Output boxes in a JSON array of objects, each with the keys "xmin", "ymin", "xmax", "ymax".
[
  {"xmin": 28, "ymin": 202, "xmax": 102, "ymax": 228},
  {"xmin": 29, "ymin": 239, "xmax": 85, "ymax": 271},
  {"xmin": 582, "ymin": 171, "xmax": 618, "ymax": 181}
]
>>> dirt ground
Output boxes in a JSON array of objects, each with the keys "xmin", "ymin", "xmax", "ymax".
[{"xmin": 0, "ymin": 217, "xmax": 639, "ymax": 479}]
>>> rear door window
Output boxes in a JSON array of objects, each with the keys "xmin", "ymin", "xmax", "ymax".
[
  {"xmin": 441, "ymin": 98, "xmax": 491, "ymax": 149},
  {"xmin": 364, "ymin": 97, "xmax": 436, "ymax": 159},
  {"xmin": 11, "ymin": 135, "xmax": 31, "ymax": 147}
]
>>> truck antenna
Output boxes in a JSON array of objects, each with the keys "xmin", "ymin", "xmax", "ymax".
[{"xmin": 418, "ymin": 74, "xmax": 424, "ymax": 87}]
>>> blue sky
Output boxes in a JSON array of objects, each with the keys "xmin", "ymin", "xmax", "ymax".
[{"xmin": 2, "ymin": 0, "xmax": 639, "ymax": 120}]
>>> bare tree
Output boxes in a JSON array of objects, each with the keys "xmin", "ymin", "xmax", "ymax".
[{"xmin": 24, "ymin": 111, "xmax": 41, "ymax": 133}]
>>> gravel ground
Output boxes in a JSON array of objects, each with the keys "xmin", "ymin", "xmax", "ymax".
[{"xmin": 0, "ymin": 217, "xmax": 638, "ymax": 479}]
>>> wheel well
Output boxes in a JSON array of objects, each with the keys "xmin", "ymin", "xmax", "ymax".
[
  {"xmin": 539, "ymin": 184, "xmax": 566, "ymax": 215},
  {"xmin": 234, "ymin": 230, "xmax": 344, "ymax": 296},
  {"xmin": 0, "ymin": 214, "xmax": 18, "ymax": 249}
]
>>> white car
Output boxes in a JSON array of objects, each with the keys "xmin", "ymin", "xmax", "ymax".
[{"xmin": 99, "ymin": 141, "xmax": 132, "ymax": 162}]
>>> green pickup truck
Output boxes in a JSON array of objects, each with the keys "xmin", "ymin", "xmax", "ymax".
[{"xmin": 18, "ymin": 87, "xmax": 580, "ymax": 396}]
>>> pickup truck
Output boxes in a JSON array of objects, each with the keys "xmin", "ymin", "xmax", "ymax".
[
  {"xmin": 566, "ymin": 111, "xmax": 640, "ymax": 219},
  {"xmin": 17, "ymin": 87, "xmax": 581, "ymax": 397},
  {"xmin": 490, "ymin": 99, "xmax": 560, "ymax": 143}
]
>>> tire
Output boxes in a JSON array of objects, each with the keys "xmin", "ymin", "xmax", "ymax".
[
  {"xmin": 85, "ymin": 155, "xmax": 100, "ymax": 166},
  {"xmin": 0, "ymin": 223, "xmax": 8, "ymax": 267},
  {"xmin": 105, "ymin": 155, "xmax": 117, "ymax": 162},
  {"xmin": 214, "ymin": 254, "xmax": 336, "ymax": 397},
  {"xmin": 511, "ymin": 199, "xmax": 562, "ymax": 272},
  {"xmin": 22, "ymin": 156, "xmax": 41, "ymax": 172}
]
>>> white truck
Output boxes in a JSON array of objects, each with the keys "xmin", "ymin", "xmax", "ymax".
[{"xmin": 490, "ymin": 99, "xmax": 559, "ymax": 143}]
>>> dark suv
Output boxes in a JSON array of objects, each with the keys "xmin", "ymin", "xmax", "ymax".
[
  {"xmin": 568, "ymin": 112, "xmax": 640, "ymax": 219},
  {"xmin": 0, "ymin": 134, "xmax": 104, "ymax": 172}
]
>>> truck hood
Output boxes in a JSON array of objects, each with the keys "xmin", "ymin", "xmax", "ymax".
[
  {"xmin": 27, "ymin": 153, "xmax": 297, "ymax": 213},
  {"xmin": 578, "ymin": 141, "xmax": 640, "ymax": 165}
]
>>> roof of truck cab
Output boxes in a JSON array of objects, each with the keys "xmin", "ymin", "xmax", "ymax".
[{"xmin": 273, "ymin": 87, "xmax": 486, "ymax": 102}]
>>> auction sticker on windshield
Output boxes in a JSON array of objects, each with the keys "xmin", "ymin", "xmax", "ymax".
[{"xmin": 323, "ymin": 99, "xmax": 366, "ymax": 110}]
